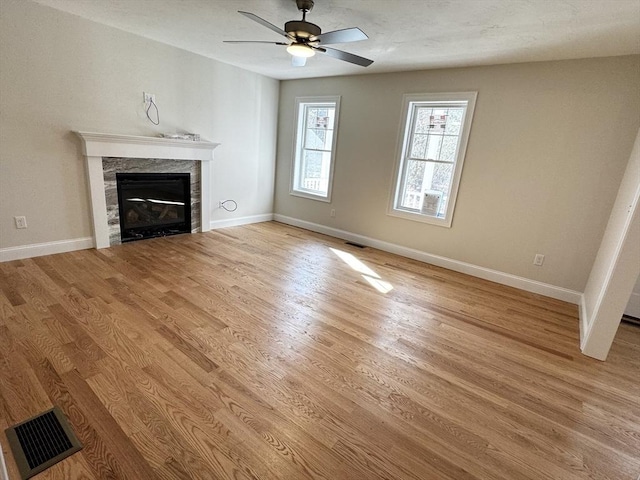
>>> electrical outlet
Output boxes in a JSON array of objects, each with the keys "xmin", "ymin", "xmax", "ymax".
[
  {"xmin": 533, "ymin": 254, "xmax": 545, "ymax": 266},
  {"xmin": 14, "ymin": 216, "xmax": 27, "ymax": 229},
  {"xmin": 143, "ymin": 92, "xmax": 155, "ymax": 103},
  {"xmin": 330, "ymin": 209, "xmax": 336, "ymax": 218}
]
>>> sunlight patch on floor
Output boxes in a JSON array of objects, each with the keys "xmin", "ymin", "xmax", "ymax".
[{"xmin": 330, "ymin": 248, "xmax": 394, "ymax": 294}]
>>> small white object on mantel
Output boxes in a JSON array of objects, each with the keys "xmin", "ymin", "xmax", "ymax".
[{"xmin": 74, "ymin": 131, "xmax": 220, "ymax": 249}]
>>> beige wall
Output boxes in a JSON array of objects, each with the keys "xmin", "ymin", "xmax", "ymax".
[
  {"xmin": 0, "ymin": 0, "xmax": 278, "ymax": 249},
  {"xmin": 274, "ymin": 56, "xmax": 640, "ymax": 292}
]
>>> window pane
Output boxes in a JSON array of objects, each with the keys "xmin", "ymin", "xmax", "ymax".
[
  {"xmin": 300, "ymin": 150, "xmax": 330, "ymax": 194},
  {"xmin": 305, "ymin": 128, "xmax": 327, "ymax": 150},
  {"xmin": 399, "ymin": 160, "xmax": 454, "ymax": 216},
  {"xmin": 414, "ymin": 107, "xmax": 434, "ymax": 134},
  {"xmin": 429, "ymin": 109, "xmax": 449, "ymax": 136},
  {"xmin": 306, "ymin": 128, "xmax": 333, "ymax": 150},
  {"xmin": 305, "ymin": 106, "xmax": 335, "ymax": 150},
  {"xmin": 430, "ymin": 163, "xmax": 453, "ymax": 194},
  {"xmin": 410, "ymin": 133, "xmax": 428, "ymax": 159},
  {"xmin": 444, "ymin": 108, "xmax": 464, "ymax": 135},
  {"xmin": 302, "ymin": 150, "xmax": 322, "ymax": 178},
  {"xmin": 427, "ymin": 163, "xmax": 453, "ymax": 217},
  {"xmin": 425, "ymin": 134, "xmax": 443, "ymax": 160},
  {"xmin": 307, "ymin": 107, "xmax": 334, "ymax": 129},
  {"xmin": 307, "ymin": 108, "xmax": 323, "ymax": 126},
  {"xmin": 439, "ymin": 135, "xmax": 459, "ymax": 162},
  {"xmin": 412, "ymin": 109, "xmax": 457, "ymax": 161},
  {"xmin": 400, "ymin": 160, "xmax": 426, "ymax": 209}
]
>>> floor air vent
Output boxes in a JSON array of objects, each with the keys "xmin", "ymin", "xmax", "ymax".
[
  {"xmin": 345, "ymin": 241, "xmax": 366, "ymax": 248},
  {"xmin": 5, "ymin": 406, "xmax": 83, "ymax": 479}
]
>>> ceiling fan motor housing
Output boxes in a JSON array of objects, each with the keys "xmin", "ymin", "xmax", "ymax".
[
  {"xmin": 295, "ymin": 0, "xmax": 314, "ymax": 13},
  {"xmin": 285, "ymin": 20, "xmax": 321, "ymax": 39}
]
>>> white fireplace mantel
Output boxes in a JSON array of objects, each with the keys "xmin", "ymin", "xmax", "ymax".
[{"xmin": 75, "ymin": 131, "xmax": 220, "ymax": 249}]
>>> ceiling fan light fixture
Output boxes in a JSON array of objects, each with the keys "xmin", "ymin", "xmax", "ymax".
[{"xmin": 287, "ymin": 43, "xmax": 315, "ymax": 58}]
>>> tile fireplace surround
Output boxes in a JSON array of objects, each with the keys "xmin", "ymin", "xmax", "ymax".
[{"xmin": 75, "ymin": 131, "xmax": 220, "ymax": 249}]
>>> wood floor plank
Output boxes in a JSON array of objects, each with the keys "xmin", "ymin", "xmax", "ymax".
[
  {"xmin": 62, "ymin": 368, "xmax": 158, "ymax": 479},
  {"xmin": 1, "ymin": 222, "xmax": 639, "ymax": 479}
]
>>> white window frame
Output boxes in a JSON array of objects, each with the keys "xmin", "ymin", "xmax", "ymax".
[
  {"xmin": 290, "ymin": 96, "xmax": 341, "ymax": 202},
  {"xmin": 389, "ymin": 92, "xmax": 477, "ymax": 227}
]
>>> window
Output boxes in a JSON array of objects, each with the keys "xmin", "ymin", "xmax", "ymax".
[
  {"xmin": 291, "ymin": 96, "xmax": 341, "ymax": 202},
  {"xmin": 390, "ymin": 92, "xmax": 477, "ymax": 227}
]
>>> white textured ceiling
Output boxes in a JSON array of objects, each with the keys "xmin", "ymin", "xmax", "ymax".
[{"xmin": 32, "ymin": 0, "xmax": 640, "ymax": 80}]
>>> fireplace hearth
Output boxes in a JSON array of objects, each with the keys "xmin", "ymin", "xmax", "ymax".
[{"xmin": 116, "ymin": 172, "xmax": 191, "ymax": 243}]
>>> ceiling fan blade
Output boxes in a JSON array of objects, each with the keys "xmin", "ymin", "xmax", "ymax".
[
  {"xmin": 224, "ymin": 41, "xmax": 289, "ymax": 45},
  {"xmin": 291, "ymin": 56, "xmax": 307, "ymax": 67},
  {"xmin": 238, "ymin": 11, "xmax": 291, "ymax": 39},
  {"xmin": 317, "ymin": 46, "xmax": 373, "ymax": 67},
  {"xmin": 313, "ymin": 27, "xmax": 368, "ymax": 45}
]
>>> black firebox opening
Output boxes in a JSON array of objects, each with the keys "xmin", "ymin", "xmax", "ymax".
[{"xmin": 116, "ymin": 172, "xmax": 191, "ymax": 243}]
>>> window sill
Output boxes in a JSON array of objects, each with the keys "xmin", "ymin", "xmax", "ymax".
[
  {"xmin": 387, "ymin": 208, "xmax": 453, "ymax": 227},
  {"xmin": 290, "ymin": 190, "xmax": 331, "ymax": 203}
]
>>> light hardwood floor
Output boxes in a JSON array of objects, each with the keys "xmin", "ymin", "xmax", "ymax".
[{"xmin": 0, "ymin": 222, "xmax": 638, "ymax": 480}]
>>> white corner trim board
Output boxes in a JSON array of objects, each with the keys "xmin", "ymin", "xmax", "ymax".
[
  {"xmin": 579, "ymin": 295, "xmax": 589, "ymax": 346},
  {"xmin": 0, "ymin": 237, "xmax": 94, "ymax": 262},
  {"xmin": 273, "ymin": 214, "xmax": 582, "ymax": 304},
  {"xmin": 0, "ymin": 443, "xmax": 8, "ymax": 480}
]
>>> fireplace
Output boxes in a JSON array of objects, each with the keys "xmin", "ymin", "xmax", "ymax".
[
  {"xmin": 74, "ymin": 131, "xmax": 219, "ymax": 249},
  {"xmin": 116, "ymin": 172, "xmax": 191, "ymax": 242}
]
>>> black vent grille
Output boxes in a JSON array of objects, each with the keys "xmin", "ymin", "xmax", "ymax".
[{"xmin": 5, "ymin": 406, "xmax": 83, "ymax": 479}]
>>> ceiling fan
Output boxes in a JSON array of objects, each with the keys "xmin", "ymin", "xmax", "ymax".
[{"xmin": 224, "ymin": 0, "xmax": 374, "ymax": 67}]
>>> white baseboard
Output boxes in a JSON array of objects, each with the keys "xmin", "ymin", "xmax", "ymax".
[
  {"xmin": 0, "ymin": 216, "xmax": 585, "ymax": 307},
  {"xmin": 0, "ymin": 237, "xmax": 94, "ymax": 262},
  {"xmin": 0, "ymin": 214, "xmax": 274, "ymax": 262},
  {"xmin": 274, "ymin": 214, "xmax": 582, "ymax": 304},
  {"xmin": 210, "ymin": 213, "xmax": 274, "ymax": 230}
]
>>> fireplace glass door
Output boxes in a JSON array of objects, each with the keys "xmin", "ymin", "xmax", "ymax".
[{"xmin": 116, "ymin": 173, "xmax": 191, "ymax": 242}]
